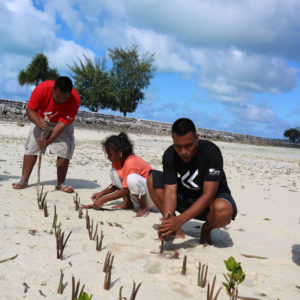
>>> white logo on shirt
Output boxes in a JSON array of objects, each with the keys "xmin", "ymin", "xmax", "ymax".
[
  {"xmin": 181, "ymin": 170, "xmax": 201, "ymax": 190},
  {"xmin": 66, "ymin": 115, "xmax": 73, "ymax": 120},
  {"xmin": 44, "ymin": 111, "xmax": 58, "ymax": 120},
  {"xmin": 209, "ymin": 168, "xmax": 220, "ymax": 176}
]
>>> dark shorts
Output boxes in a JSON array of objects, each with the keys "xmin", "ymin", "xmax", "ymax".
[{"xmin": 151, "ymin": 170, "xmax": 237, "ymax": 221}]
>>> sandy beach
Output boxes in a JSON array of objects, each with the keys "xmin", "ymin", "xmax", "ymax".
[{"xmin": 0, "ymin": 120, "xmax": 299, "ymax": 300}]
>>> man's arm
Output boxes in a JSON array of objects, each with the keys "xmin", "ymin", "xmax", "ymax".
[
  {"xmin": 158, "ymin": 181, "xmax": 219, "ymax": 239},
  {"xmin": 162, "ymin": 183, "xmax": 177, "ymax": 217},
  {"xmin": 26, "ymin": 108, "xmax": 47, "ymax": 130}
]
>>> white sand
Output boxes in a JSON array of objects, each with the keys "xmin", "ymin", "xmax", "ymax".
[{"xmin": 0, "ymin": 120, "xmax": 300, "ymax": 300}]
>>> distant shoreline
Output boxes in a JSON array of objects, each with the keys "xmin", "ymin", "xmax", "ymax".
[{"xmin": 0, "ymin": 98, "xmax": 299, "ymax": 148}]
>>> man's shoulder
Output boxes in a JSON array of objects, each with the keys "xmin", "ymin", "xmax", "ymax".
[
  {"xmin": 198, "ymin": 139, "xmax": 220, "ymax": 151},
  {"xmin": 70, "ymin": 88, "xmax": 81, "ymax": 105},
  {"xmin": 37, "ymin": 80, "xmax": 55, "ymax": 89}
]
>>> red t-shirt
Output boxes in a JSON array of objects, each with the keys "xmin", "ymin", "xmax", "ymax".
[
  {"xmin": 112, "ymin": 154, "xmax": 152, "ymax": 188},
  {"xmin": 27, "ymin": 80, "xmax": 81, "ymax": 124}
]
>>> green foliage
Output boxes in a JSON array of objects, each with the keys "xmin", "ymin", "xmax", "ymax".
[
  {"xmin": 223, "ymin": 256, "xmax": 245, "ymax": 300},
  {"xmin": 284, "ymin": 127, "xmax": 300, "ymax": 142},
  {"xmin": 75, "ymin": 292, "xmax": 93, "ymax": 300},
  {"xmin": 69, "ymin": 55, "xmax": 115, "ymax": 112},
  {"xmin": 108, "ymin": 44, "xmax": 155, "ymax": 116},
  {"xmin": 18, "ymin": 53, "xmax": 59, "ymax": 87}
]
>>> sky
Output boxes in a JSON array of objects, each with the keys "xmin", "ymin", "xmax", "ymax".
[{"xmin": 1, "ymin": 0, "xmax": 300, "ymax": 139}]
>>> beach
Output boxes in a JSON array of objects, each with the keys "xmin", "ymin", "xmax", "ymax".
[{"xmin": 0, "ymin": 120, "xmax": 299, "ymax": 300}]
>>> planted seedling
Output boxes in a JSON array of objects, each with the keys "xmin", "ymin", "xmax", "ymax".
[
  {"xmin": 119, "ymin": 280, "xmax": 142, "ymax": 300},
  {"xmin": 206, "ymin": 275, "xmax": 222, "ymax": 300},
  {"xmin": 52, "ymin": 205, "xmax": 57, "ymax": 229},
  {"xmin": 96, "ymin": 230, "xmax": 104, "ymax": 251},
  {"xmin": 223, "ymin": 256, "xmax": 245, "ymax": 300},
  {"xmin": 37, "ymin": 186, "xmax": 48, "ymax": 209},
  {"xmin": 73, "ymin": 192, "xmax": 80, "ymax": 211},
  {"xmin": 86, "ymin": 210, "xmax": 90, "ymax": 230},
  {"xmin": 78, "ymin": 208, "xmax": 83, "ymax": 219},
  {"xmin": 198, "ymin": 262, "xmax": 208, "ymax": 288},
  {"xmin": 44, "ymin": 201, "xmax": 49, "ymax": 217},
  {"xmin": 181, "ymin": 255, "xmax": 187, "ymax": 275},
  {"xmin": 103, "ymin": 253, "xmax": 114, "ymax": 290},
  {"xmin": 57, "ymin": 269, "xmax": 64, "ymax": 294},
  {"xmin": 71, "ymin": 275, "xmax": 85, "ymax": 300},
  {"xmin": 55, "ymin": 223, "xmax": 72, "ymax": 260},
  {"xmin": 75, "ymin": 292, "xmax": 93, "ymax": 300}
]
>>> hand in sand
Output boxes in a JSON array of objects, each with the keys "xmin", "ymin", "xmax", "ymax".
[{"xmin": 158, "ymin": 215, "xmax": 185, "ymax": 241}]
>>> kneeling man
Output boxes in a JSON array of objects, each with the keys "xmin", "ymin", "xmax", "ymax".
[{"xmin": 147, "ymin": 118, "xmax": 237, "ymax": 245}]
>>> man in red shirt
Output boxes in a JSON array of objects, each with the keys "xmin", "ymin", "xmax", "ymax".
[{"xmin": 12, "ymin": 76, "xmax": 81, "ymax": 193}]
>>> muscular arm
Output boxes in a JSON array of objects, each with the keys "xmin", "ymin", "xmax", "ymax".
[{"xmin": 162, "ymin": 183, "xmax": 177, "ymax": 217}]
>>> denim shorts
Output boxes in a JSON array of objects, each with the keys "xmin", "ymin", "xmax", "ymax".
[{"xmin": 151, "ymin": 169, "xmax": 237, "ymax": 221}]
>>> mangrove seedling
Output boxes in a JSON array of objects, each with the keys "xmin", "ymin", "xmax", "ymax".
[
  {"xmin": 96, "ymin": 230, "xmax": 104, "ymax": 251},
  {"xmin": 86, "ymin": 210, "xmax": 90, "ymax": 230},
  {"xmin": 37, "ymin": 186, "xmax": 48, "ymax": 209},
  {"xmin": 119, "ymin": 280, "xmax": 142, "ymax": 300},
  {"xmin": 103, "ymin": 254, "xmax": 114, "ymax": 290},
  {"xmin": 44, "ymin": 201, "xmax": 49, "ymax": 217},
  {"xmin": 207, "ymin": 275, "xmax": 222, "ymax": 300},
  {"xmin": 223, "ymin": 256, "xmax": 245, "ymax": 300},
  {"xmin": 103, "ymin": 251, "xmax": 114, "ymax": 273},
  {"xmin": 198, "ymin": 262, "xmax": 208, "ymax": 288},
  {"xmin": 87, "ymin": 220, "xmax": 98, "ymax": 240},
  {"xmin": 75, "ymin": 292, "xmax": 93, "ymax": 300},
  {"xmin": 78, "ymin": 207, "xmax": 83, "ymax": 219},
  {"xmin": 52, "ymin": 205, "xmax": 57, "ymax": 229},
  {"xmin": 71, "ymin": 275, "xmax": 85, "ymax": 300},
  {"xmin": 55, "ymin": 225, "xmax": 72, "ymax": 260},
  {"xmin": 57, "ymin": 269, "xmax": 64, "ymax": 294},
  {"xmin": 73, "ymin": 192, "xmax": 80, "ymax": 211},
  {"xmin": 181, "ymin": 255, "xmax": 187, "ymax": 275}
]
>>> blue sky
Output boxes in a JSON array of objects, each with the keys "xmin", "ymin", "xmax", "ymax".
[{"xmin": 1, "ymin": 0, "xmax": 300, "ymax": 138}]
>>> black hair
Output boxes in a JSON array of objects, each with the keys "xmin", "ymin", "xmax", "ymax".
[
  {"xmin": 171, "ymin": 118, "xmax": 197, "ymax": 137},
  {"xmin": 54, "ymin": 76, "xmax": 73, "ymax": 93},
  {"xmin": 102, "ymin": 132, "xmax": 133, "ymax": 160}
]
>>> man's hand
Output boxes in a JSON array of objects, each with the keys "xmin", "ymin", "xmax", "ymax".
[
  {"xmin": 38, "ymin": 137, "xmax": 48, "ymax": 149},
  {"xmin": 82, "ymin": 198, "xmax": 104, "ymax": 210},
  {"xmin": 158, "ymin": 215, "xmax": 183, "ymax": 241},
  {"xmin": 37, "ymin": 118, "xmax": 48, "ymax": 130},
  {"xmin": 90, "ymin": 192, "xmax": 101, "ymax": 201}
]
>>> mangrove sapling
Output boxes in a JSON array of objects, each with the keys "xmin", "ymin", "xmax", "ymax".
[
  {"xmin": 206, "ymin": 275, "xmax": 222, "ymax": 300},
  {"xmin": 75, "ymin": 292, "xmax": 93, "ymax": 300},
  {"xmin": 103, "ymin": 251, "xmax": 114, "ymax": 273},
  {"xmin": 85, "ymin": 210, "xmax": 90, "ymax": 230},
  {"xmin": 88, "ymin": 219, "xmax": 94, "ymax": 240},
  {"xmin": 96, "ymin": 230, "xmax": 104, "ymax": 251},
  {"xmin": 52, "ymin": 205, "xmax": 58, "ymax": 229},
  {"xmin": 71, "ymin": 275, "xmax": 85, "ymax": 300},
  {"xmin": 57, "ymin": 269, "xmax": 64, "ymax": 294},
  {"xmin": 198, "ymin": 262, "xmax": 208, "ymax": 288},
  {"xmin": 73, "ymin": 192, "xmax": 80, "ymax": 211},
  {"xmin": 103, "ymin": 255, "xmax": 114, "ymax": 290},
  {"xmin": 78, "ymin": 208, "xmax": 83, "ymax": 219},
  {"xmin": 223, "ymin": 256, "xmax": 245, "ymax": 300},
  {"xmin": 44, "ymin": 201, "xmax": 49, "ymax": 217},
  {"xmin": 181, "ymin": 255, "xmax": 187, "ymax": 275},
  {"xmin": 119, "ymin": 280, "xmax": 143, "ymax": 300},
  {"xmin": 37, "ymin": 186, "xmax": 48, "ymax": 209},
  {"xmin": 55, "ymin": 225, "xmax": 72, "ymax": 259}
]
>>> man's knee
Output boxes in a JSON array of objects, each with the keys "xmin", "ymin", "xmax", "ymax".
[
  {"xmin": 146, "ymin": 172, "xmax": 153, "ymax": 191},
  {"xmin": 210, "ymin": 198, "xmax": 233, "ymax": 218}
]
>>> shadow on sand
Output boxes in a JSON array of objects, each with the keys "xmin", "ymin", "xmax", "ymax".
[{"xmin": 292, "ymin": 244, "xmax": 300, "ymax": 266}]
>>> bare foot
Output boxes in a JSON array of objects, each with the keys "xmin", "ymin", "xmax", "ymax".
[
  {"xmin": 112, "ymin": 200, "xmax": 134, "ymax": 210},
  {"xmin": 136, "ymin": 208, "xmax": 149, "ymax": 217},
  {"xmin": 12, "ymin": 181, "xmax": 28, "ymax": 189},
  {"xmin": 56, "ymin": 184, "xmax": 74, "ymax": 193}
]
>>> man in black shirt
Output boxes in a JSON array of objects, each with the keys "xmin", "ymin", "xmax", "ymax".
[{"xmin": 147, "ymin": 118, "xmax": 237, "ymax": 246}]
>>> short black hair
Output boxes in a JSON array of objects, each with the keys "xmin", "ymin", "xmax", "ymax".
[
  {"xmin": 102, "ymin": 132, "xmax": 133, "ymax": 160},
  {"xmin": 54, "ymin": 76, "xmax": 73, "ymax": 93},
  {"xmin": 172, "ymin": 118, "xmax": 197, "ymax": 137}
]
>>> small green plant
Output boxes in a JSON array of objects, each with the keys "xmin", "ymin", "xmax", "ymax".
[
  {"xmin": 75, "ymin": 292, "xmax": 93, "ymax": 300},
  {"xmin": 52, "ymin": 205, "xmax": 57, "ymax": 229},
  {"xmin": 198, "ymin": 262, "xmax": 208, "ymax": 288},
  {"xmin": 223, "ymin": 256, "xmax": 245, "ymax": 300},
  {"xmin": 181, "ymin": 255, "xmax": 187, "ymax": 275}
]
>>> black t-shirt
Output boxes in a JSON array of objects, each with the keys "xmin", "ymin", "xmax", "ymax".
[{"xmin": 162, "ymin": 140, "xmax": 231, "ymax": 198}]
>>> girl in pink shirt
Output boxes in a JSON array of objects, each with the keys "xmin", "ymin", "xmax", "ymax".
[{"xmin": 85, "ymin": 132, "xmax": 155, "ymax": 217}]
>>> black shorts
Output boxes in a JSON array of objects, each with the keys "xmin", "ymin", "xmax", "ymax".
[{"xmin": 151, "ymin": 170, "xmax": 237, "ymax": 221}]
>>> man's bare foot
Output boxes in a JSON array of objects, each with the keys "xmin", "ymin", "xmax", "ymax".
[
  {"xmin": 12, "ymin": 181, "xmax": 28, "ymax": 189},
  {"xmin": 56, "ymin": 184, "xmax": 74, "ymax": 193},
  {"xmin": 136, "ymin": 208, "xmax": 149, "ymax": 217},
  {"xmin": 112, "ymin": 200, "xmax": 134, "ymax": 210}
]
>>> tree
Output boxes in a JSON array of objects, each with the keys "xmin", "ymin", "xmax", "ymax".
[
  {"xmin": 108, "ymin": 45, "xmax": 155, "ymax": 116},
  {"xmin": 284, "ymin": 127, "xmax": 300, "ymax": 142},
  {"xmin": 69, "ymin": 55, "xmax": 115, "ymax": 112},
  {"xmin": 18, "ymin": 53, "xmax": 59, "ymax": 87}
]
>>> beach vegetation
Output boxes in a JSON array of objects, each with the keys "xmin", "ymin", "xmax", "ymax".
[
  {"xmin": 197, "ymin": 262, "xmax": 208, "ymax": 288},
  {"xmin": 18, "ymin": 53, "xmax": 59, "ymax": 87},
  {"xmin": 75, "ymin": 292, "xmax": 93, "ymax": 300},
  {"xmin": 284, "ymin": 127, "xmax": 300, "ymax": 142},
  {"xmin": 119, "ymin": 280, "xmax": 142, "ymax": 300},
  {"xmin": 108, "ymin": 45, "xmax": 155, "ymax": 116},
  {"xmin": 69, "ymin": 55, "xmax": 115, "ymax": 112},
  {"xmin": 72, "ymin": 276, "xmax": 85, "ymax": 300},
  {"xmin": 223, "ymin": 256, "xmax": 245, "ymax": 300}
]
